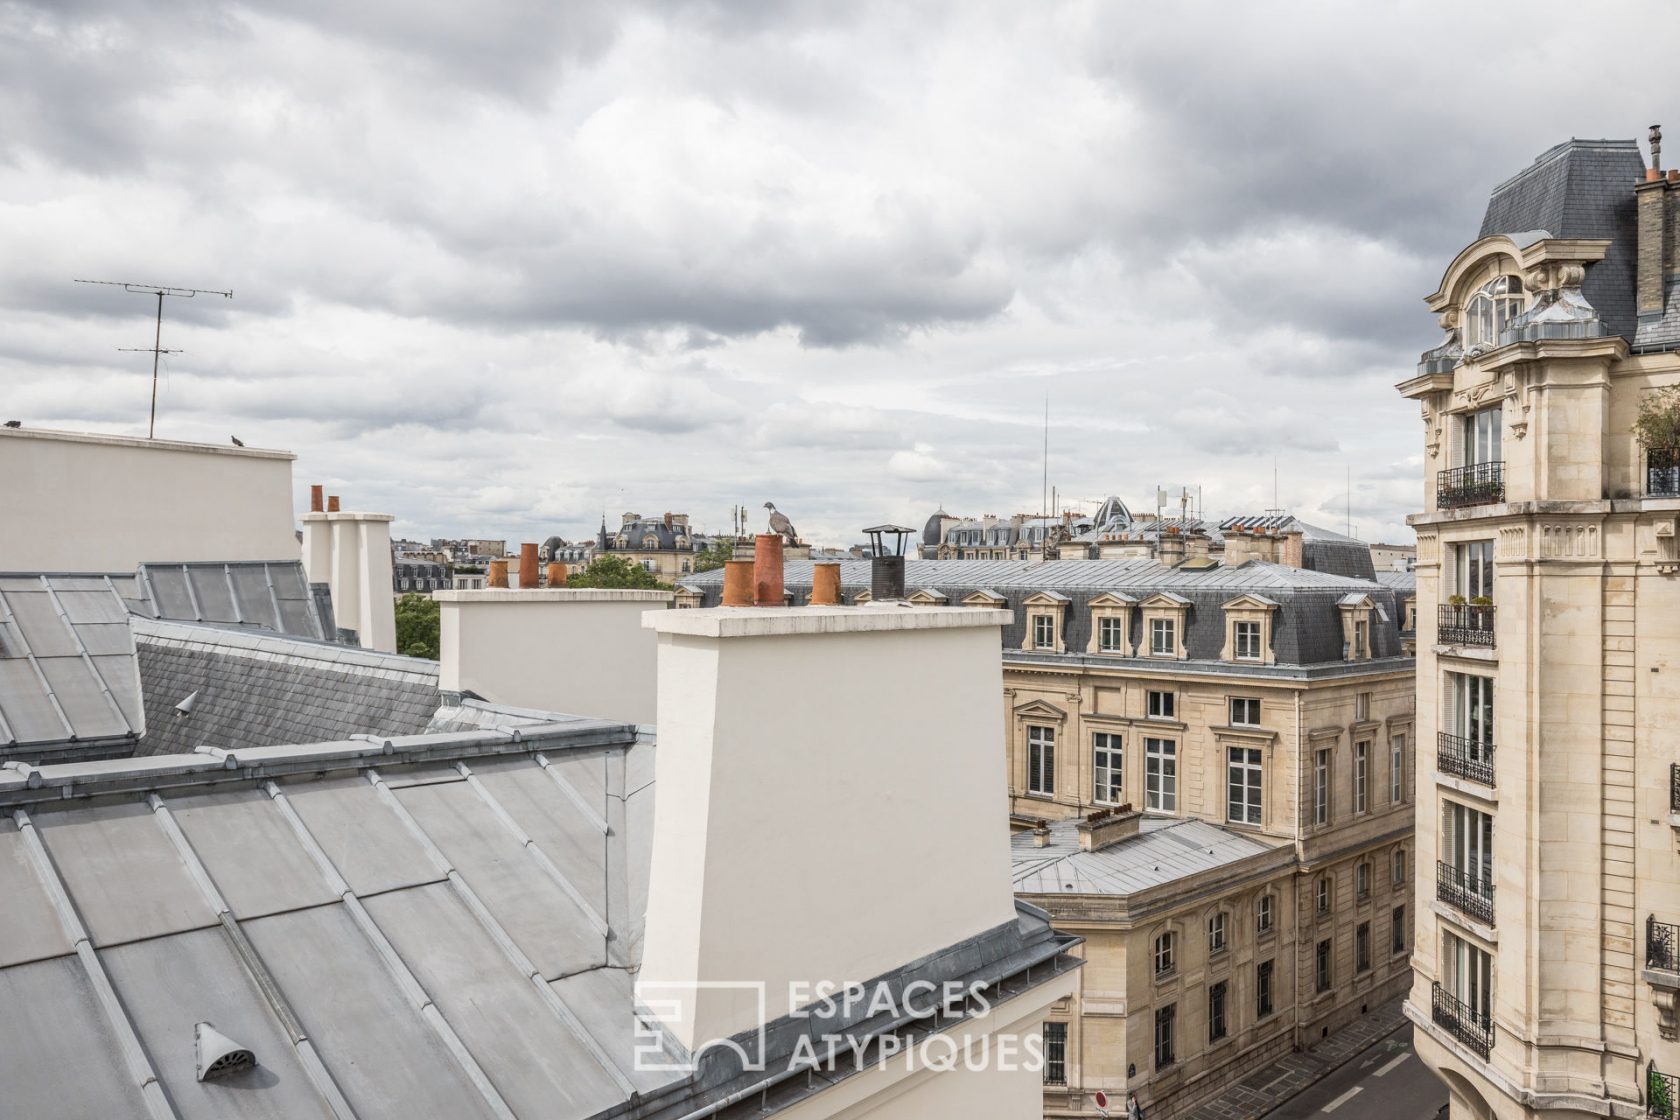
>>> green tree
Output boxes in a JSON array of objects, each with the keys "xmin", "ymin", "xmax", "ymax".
[
  {"xmin": 1634, "ymin": 384, "xmax": 1680, "ymax": 448},
  {"xmin": 691, "ymin": 536, "xmax": 736, "ymax": 574},
  {"xmin": 393, "ymin": 592, "xmax": 441, "ymax": 659},
  {"xmin": 567, "ymin": 554, "xmax": 671, "ymax": 590}
]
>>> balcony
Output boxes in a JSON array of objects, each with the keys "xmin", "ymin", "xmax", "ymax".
[
  {"xmin": 1438, "ymin": 732, "xmax": 1495, "ymax": 787},
  {"xmin": 1431, "ymin": 982, "xmax": 1493, "ymax": 1060},
  {"xmin": 1437, "ymin": 860, "xmax": 1495, "ymax": 925},
  {"xmin": 1651, "ymin": 1063, "xmax": 1678, "ymax": 1120},
  {"xmin": 1651, "ymin": 916, "xmax": 1680, "ymax": 973},
  {"xmin": 1650, "ymin": 448, "xmax": 1680, "ymax": 498},
  {"xmin": 1672, "ymin": 764, "xmax": 1680, "ymax": 814},
  {"xmin": 1438, "ymin": 604, "xmax": 1496, "ymax": 647},
  {"xmin": 1438, "ymin": 461, "xmax": 1505, "ymax": 509}
]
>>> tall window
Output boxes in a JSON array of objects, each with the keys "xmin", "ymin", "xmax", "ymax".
[
  {"xmin": 1463, "ymin": 275, "xmax": 1524, "ymax": 349},
  {"xmin": 1356, "ymin": 861, "xmax": 1371, "ymax": 900},
  {"xmin": 1392, "ymin": 906, "xmax": 1407, "ymax": 955},
  {"xmin": 1208, "ymin": 912, "xmax": 1227, "ymax": 955},
  {"xmin": 1446, "ymin": 932, "xmax": 1493, "ymax": 1023},
  {"xmin": 1390, "ymin": 735, "xmax": 1406, "ymax": 804},
  {"xmin": 1098, "ymin": 615, "xmax": 1125, "ymax": 653},
  {"xmin": 1042, "ymin": 1021, "xmax": 1067, "ymax": 1085},
  {"xmin": 1227, "ymin": 746, "xmax": 1263, "ymax": 825},
  {"xmin": 1257, "ymin": 894, "xmax": 1275, "ymax": 935},
  {"xmin": 1093, "ymin": 733, "xmax": 1123, "ymax": 804},
  {"xmin": 1154, "ymin": 1004, "xmax": 1176, "ymax": 1069},
  {"xmin": 1316, "ymin": 876, "xmax": 1331, "ymax": 915},
  {"xmin": 1150, "ymin": 617, "xmax": 1175, "ymax": 656},
  {"xmin": 1461, "ymin": 405, "xmax": 1503, "ymax": 466},
  {"xmin": 1146, "ymin": 738, "xmax": 1177, "ymax": 811},
  {"xmin": 1354, "ymin": 742, "xmax": 1370, "ymax": 814},
  {"xmin": 1355, "ymin": 691, "xmax": 1372, "ymax": 721},
  {"xmin": 1392, "ymin": 849, "xmax": 1407, "ymax": 885},
  {"xmin": 1154, "ymin": 930, "xmax": 1176, "ymax": 977},
  {"xmin": 1449, "ymin": 673, "xmax": 1495, "ymax": 760},
  {"xmin": 1356, "ymin": 922, "xmax": 1371, "ymax": 973},
  {"xmin": 1455, "ymin": 540, "xmax": 1495, "ymax": 601},
  {"xmin": 1315, "ymin": 938, "xmax": 1332, "ymax": 993},
  {"xmin": 1445, "ymin": 801, "xmax": 1494, "ymax": 896},
  {"xmin": 1230, "ymin": 697, "xmax": 1261, "ymax": 726},
  {"xmin": 1208, "ymin": 981, "xmax": 1228, "ymax": 1042},
  {"xmin": 1313, "ymin": 749, "xmax": 1330, "ymax": 826},
  {"xmin": 1234, "ymin": 620, "xmax": 1261, "ymax": 660},
  {"xmin": 1147, "ymin": 689, "xmax": 1175, "ymax": 719},
  {"xmin": 1032, "ymin": 614, "xmax": 1055, "ymax": 649},
  {"xmin": 1027, "ymin": 726, "xmax": 1055, "ymax": 796},
  {"xmin": 1256, "ymin": 960, "xmax": 1275, "ymax": 1018}
]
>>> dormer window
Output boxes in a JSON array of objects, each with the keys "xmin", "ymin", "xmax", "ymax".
[
  {"xmin": 1086, "ymin": 592, "xmax": 1137, "ymax": 656},
  {"xmin": 1139, "ymin": 591, "xmax": 1191, "ymax": 660},
  {"xmin": 1220, "ymin": 594, "xmax": 1278, "ymax": 665},
  {"xmin": 1464, "ymin": 274, "xmax": 1524, "ymax": 348},
  {"xmin": 1021, "ymin": 591, "xmax": 1070, "ymax": 653}
]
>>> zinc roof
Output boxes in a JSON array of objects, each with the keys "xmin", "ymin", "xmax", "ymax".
[{"xmin": 1010, "ymin": 816, "xmax": 1278, "ymax": 896}]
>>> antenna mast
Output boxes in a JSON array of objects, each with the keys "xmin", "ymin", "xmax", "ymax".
[
  {"xmin": 74, "ymin": 279, "xmax": 233, "ymax": 438},
  {"xmin": 1041, "ymin": 395, "xmax": 1049, "ymax": 519}
]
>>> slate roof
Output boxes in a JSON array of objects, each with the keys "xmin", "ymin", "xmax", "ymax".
[
  {"xmin": 0, "ymin": 574, "xmax": 148, "ymax": 761},
  {"xmin": 133, "ymin": 617, "xmax": 446, "ymax": 756},
  {"xmin": 687, "ymin": 559, "xmax": 1409, "ymax": 667},
  {"xmin": 1010, "ymin": 816, "xmax": 1282, "ymax": 896},
  {"xmin": 1478, "ymin": 138, "xmax": 1646, "ymax": 345}
]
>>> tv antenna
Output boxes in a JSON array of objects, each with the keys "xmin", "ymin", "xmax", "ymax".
[{"xmin": 73, "ymin": 279, "xmax": 233, "ymax": 438}]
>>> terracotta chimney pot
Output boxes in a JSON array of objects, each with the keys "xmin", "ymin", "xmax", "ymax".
[
  {"xmin": 310, "ymin": 485, "xmax": 324, "ymax": 513},
  {"xmin": 754, "ymin": 534, "xmax": 785, "ymax": 606},
  {"xmin": 327, "ymin": 495, "xmax": 341, "ymax": 513},
  {"xmin": 811, "ymin": 562, "xmax": 842, "ymax": 606},
  {"xmin": 519, "ymin": 543, "xmax": 539, "ymax": 588},
  {"xmin": 546, "ymin": 561, "xmax": 568, "ymax": 587},
  {"xmin": 722, "ymin": 559, "xmax": 754, "ymax": 606},
  {"xmin": 1669, "ymin": 169, "xmax": 1679, "ymax": 183},
  {"xmin": 488, "ymin": 558, "xmax": 509, "ymax": 588}
]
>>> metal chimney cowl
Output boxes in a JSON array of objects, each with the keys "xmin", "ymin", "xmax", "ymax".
[{"xmin": 871, "ymin": 555, "xmax": 905, "ymax": 601}]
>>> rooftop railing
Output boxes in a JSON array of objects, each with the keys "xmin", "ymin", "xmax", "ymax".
[
  {"xmin": 1650, "ymin": 448, "xmax": 1680, "ymax": 498},
  {"xmin": 1431, "ymin": 982, "xmax": 1493, "ymax": 1060},
  {"xmin": 1438, "ymin": 461, "xmax": 1504, "ymax": 509},
  {"xmin": 1437, "ymin": 860, "xmax": 1495, "ymax": 925},
  {"xmin": 1438, "ymin": 731, "xmax": 1495, "ymax": 787},
  {"xmin": 1650, "ymin": 915, "xmax": 1680, "ymax": 973},
  {"xmin": 1439, "ymin": 604, "xmax": 1496, "ymax": 647}
]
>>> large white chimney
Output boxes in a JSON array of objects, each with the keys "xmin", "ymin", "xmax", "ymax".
[
  {"xmin": 300, "ymin": 503, "xmax": 395, "ymax": 653},
  {"xmin": 637, "ymin": 604, "xmax": 1019, "ymax": 1052}
]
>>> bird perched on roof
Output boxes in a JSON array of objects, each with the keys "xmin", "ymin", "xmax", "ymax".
[
  {"xmin": 3, "ymin": 420, "xmax": 19, "ymax": 428},
  {"xmin": 230, "ymin": 435, "xmax": 244, "ymax": 447},
  {"xmin": 763, "ymin": 502, "xmax": 798, "ymax": 545}
]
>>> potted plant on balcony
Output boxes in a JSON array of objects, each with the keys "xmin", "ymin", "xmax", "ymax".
[
  {"xmin": 1469, "ymin": 595, "xmax": 1492, "ymax": 606},
  {"xmin": 1448, "ymin": 594, "xmax": 1466, "ymax": 607}
]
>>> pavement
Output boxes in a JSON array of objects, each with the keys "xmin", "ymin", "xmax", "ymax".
[{"xmin": 1186, "ymin": 998, "xmax": 1445, "ymax": 1120}]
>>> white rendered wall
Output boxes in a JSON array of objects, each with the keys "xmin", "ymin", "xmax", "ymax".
[
  {"xmin": 0, "ymin": 428, "xmax": 299, "ymax": 571},
  {"xmin": 639, "ymin": 606, "xmax": 1020, "ymax": 1053},
  {"xmin": 435, "ymin": 589, "xmax": 671, "ymax": 724}
]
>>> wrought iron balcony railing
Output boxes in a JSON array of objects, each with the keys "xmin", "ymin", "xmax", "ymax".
[
  {"xmin": 1651, "ymin": 1062, "xmax": 1678, "ymax": 1120},
  {"xmin": 1438, "ymin": 604, "xmax": 1496, "ymax": 647},
  {"xmin": 1650, "ymin": 915, "xmax": 1680, "ymax": 973},
  {"xmin": 1437, "ymin": 860, "xmax": 1495, "ymax": 925},
  {"xmin": 1438, "ymin": 731, "xmax": 1495, "ymax": 787},
  {"xmin": 1650, "ymin": 448, "xmax": 1680, "ymax": 499},
  {"xmin": 1671, "ymin": 763, "xmax": 1680, "ymax": 814},
  {"xmin": 1438, "ymin": 461, "xmax": 1505, "ymax": 509},
  {"xmin": 1431, "ymin": 982, "xmax": 1493, "ymax": 1060}
]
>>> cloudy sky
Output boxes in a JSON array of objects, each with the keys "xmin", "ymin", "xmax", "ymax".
[{"xmin": 2, "ymin": 1, "xmax": 1674, "ymax": 547}]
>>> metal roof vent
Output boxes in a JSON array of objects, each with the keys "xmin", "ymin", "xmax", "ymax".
[
  {"xmin": 195, "ymin": 1022, "xmax": 255, "ymax": 1081},
  {"xmin": 174, "ymin": 690, "xmax": 199, "ymax": 717}
]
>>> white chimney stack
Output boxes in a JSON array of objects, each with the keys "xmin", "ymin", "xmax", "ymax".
[
  {"xmin": 300, "ymin": 503, "xmax": 395, "ymax": 653},
  {"xmin": 637, "ymin": 604, "xmax": 1020, "ymax": 1052}
]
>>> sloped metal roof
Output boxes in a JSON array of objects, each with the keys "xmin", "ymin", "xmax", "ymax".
[
  {"xmin": 0, "ymin": 574, "xmax": 147, "ymax": 760},
  {"xmin": 138, "ymin": 561, "xmax": 333, "ymax": 641},
  {"xmin": 1010, "ymin": 816, "xmax": 1279, "ymax": 896}
]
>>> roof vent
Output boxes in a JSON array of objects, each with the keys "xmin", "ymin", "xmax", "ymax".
[
  {"xmin": 195, "ymin": 1021, "xmax": 255, "ymax": 1081},
  {"xmin": 174, "ymin": 690, "xmax": 199, "ymax": 717}
]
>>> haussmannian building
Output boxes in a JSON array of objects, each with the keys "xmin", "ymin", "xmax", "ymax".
[{"xmin": 1397, "ymin": 133, "xmax": 1680, "ymax": 1120}]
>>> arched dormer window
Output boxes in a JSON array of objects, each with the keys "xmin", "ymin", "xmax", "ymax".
[{"xmin": 1464, "ymin": 274, "xmax": 1524, "ymax": 349}]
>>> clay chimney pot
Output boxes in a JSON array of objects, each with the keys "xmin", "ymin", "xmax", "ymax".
[{"xmin": 310, "ymin": 485, "xmax": 324, "ymax": 513}]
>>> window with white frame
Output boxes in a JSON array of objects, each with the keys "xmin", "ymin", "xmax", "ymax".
[
  {"xmin": 1227, "ymin": 746, "xmax": 1262, "ymax": 825},
  {"xmin": 1392, "ymin": 848, "xmax": 1406, "ymax": 885},
  {"xmin": 1455, "ymin": 539, "xmax": 1495, "ymax": 601},
  {"xmin": 1147, "ymin": 689, "xmax": 1175, "ymax": 720},
  {"xmin": 1316, "ymin": 875, "xmax": 1331, "ymax": 915},
  {"xmin": 1098, "ymin": 615, "xmax": 1126, "ymax": 653},
  {"xmin": 1313, "ymin": 748, "xmax": 1330, "ymax": 826},
  {"xmin": 1354, "ymin": 742, "xmax": 1370, "ymax": 814},
  {"xmin": 1208, "ymin": 912, "xmax": 1227, "ymax": 955},
  {"xmin": 1032, "ymin": 613, "xmax": 1055, "ymax": 649},
  {"xmin": 1093, "ymin": 733, "xmax": 1123, "ymax": 805},
  {"xmin": 1257, "ymin": 893, "xmax": 1274, "ymax": 935},
  {"xmin": 1154, "ymin": 930, "xmax": 1176, "ymax": 977},
  {"xmin": 1390, "ymin": 734, "xmax": 1406, "ymax": 804},
  {"xmin": 1150, "ymin": 616, "xmax": 1175, "ymax": 656},
  {"xmin": 1444, "ymin": 800, "xmax": 1494, "ymax": 898},
  {"xmin": 1234, "ymin": 620, "xmax": 1262, "ymax": 660},
  {"xmin": 1446, "ymin": 932, "xmax": 1494, "ymax": 1024},
  {"xmin": 1145, "ymin": 738, "xmax": 1177, "ymax": 812},
  {"xmin": 1355, "ymin": 691, "xmax": 1372, "ymax": 721},
  {"xmin": 1230, "ymin": 696, "xmax": 1260, "ymax": 727},
  {"xmin": 1026, "ymin": 725, "xmax": 1055, "ymax": 796},
  {"xmin": 1461, "ymin": 404, "xmax": 1504, "ymax": 466},
  {"xmin": 1353, "ymin": 619, "xmax": 1369, "ymax": 657},
  {"xmin": 1448, "ymin": 672, "xmax": 1495, "ymax": 761},
  {"xmin": 1463, "ymin": 274, "xmax": 1524, "ymax": 349},
  {"xmin": 1356, "ymin": 860, "xmax": 1371, "ymax": 900}
]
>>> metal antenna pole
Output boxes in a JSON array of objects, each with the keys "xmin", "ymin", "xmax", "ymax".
[{"xmin": 74, "ymin": 279, "xmax": 233, "ymax": 438}]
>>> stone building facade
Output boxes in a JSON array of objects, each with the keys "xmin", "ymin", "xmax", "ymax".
[{"xmin": 1397, "ymin": 135, "xmax": 1680, "ymax": 1120}]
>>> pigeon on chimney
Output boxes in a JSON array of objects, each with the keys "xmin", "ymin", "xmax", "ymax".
[
  {"xmin": 230, "ymin": 435, "xmax": 244, "ymax": 447},
  {"xmin": 763, "ymin": 502, "xmax": 797, "ymax": 545}
]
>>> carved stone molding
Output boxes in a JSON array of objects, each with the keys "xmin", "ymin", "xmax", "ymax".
[
  {"xmin": 1495, "ymin": 526, "xmax": 1526, "ymax": 561},
  {"xmin": 1538, "ymin": 523, "xmax": 1599, "ymax": 559},
  {"xmin": 1657, "ymin": 518, "xmax": 1678, "ymax": 575},
  {"xmin": 1653, "ymin": 984, "xmax": 1679, "ymax": 1041}
]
